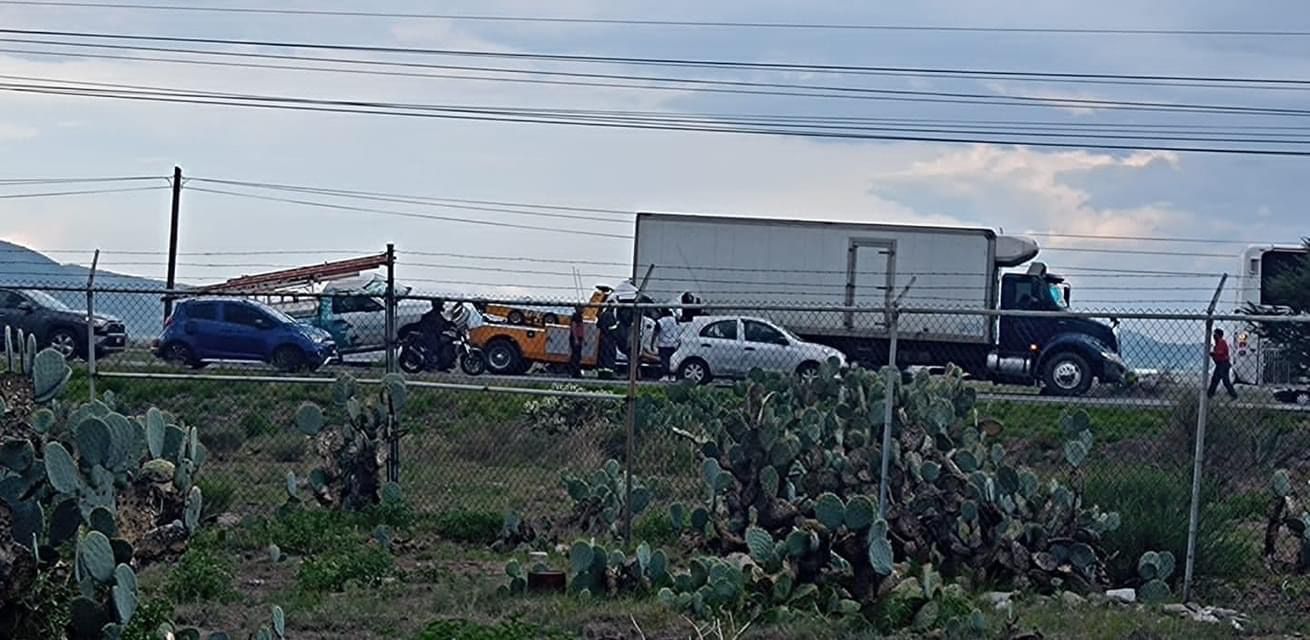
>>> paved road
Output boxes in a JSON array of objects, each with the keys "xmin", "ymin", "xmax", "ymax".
[{"xmin": 95, "ymin": 347, "xmax": 1310, "ymax": 413}]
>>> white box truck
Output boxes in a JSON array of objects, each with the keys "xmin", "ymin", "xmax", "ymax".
[{"xmin": 633, "ymin": 212, "xmax": 1128, "ymax": 396}]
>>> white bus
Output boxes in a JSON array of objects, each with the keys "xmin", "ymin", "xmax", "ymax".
[{"xmin": 1230, "ymin": 244, "xmax": 1307, "ymax": 387}]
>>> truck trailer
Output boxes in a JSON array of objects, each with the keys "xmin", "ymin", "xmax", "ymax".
[{"xmin": 632, "ymin": 212, "xmax": 1127, "ymax": 396}]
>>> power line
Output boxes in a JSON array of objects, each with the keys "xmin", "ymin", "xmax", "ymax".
[
  {"xmin": 5, "ymin": 28, "xmax": 1310, "ymax": 87},
  {"xmin": 11, "ymin": 40, "xmax": 1310, "ymax": 100},
  {"xmin": 3, "ymin": 3, "xmax": 1309, "ymax": 38},
  {"xmin": 0, "ymin": 185, "xmax": 166, "ymax": 199},
  {"xmin": 0, "ymin": 175, "xmax": 164, "ymax": 184},
  {"xmin": 8, "ymin": 79, "xmax": 1310, "ymax": 156},
  {"xmin": 184, "ymin": 186, "xmax": 635, "ymax": 240},
  {"xmin": 1027, "ymin": 231, "xmax": 1287, "ymax": 245}
]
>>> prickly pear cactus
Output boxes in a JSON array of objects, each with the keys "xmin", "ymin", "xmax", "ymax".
[
  {"xmin": 1266, "ymin": 469, "xmax": 1310, "ymax": 573},
  {"xmin": 292, "ymin": 374, "xmax": 406, "ymax": 511},
  {"xmin": 643, "ymin": 363, "xmax": 1120, "ymax": 605},
  {"xmin": 0, "ymin": 327, "xmax": 71, "ymax": 443},
  {"xmin": 561, "ymin": 459, "xmax": 652, "ymax": 535}
]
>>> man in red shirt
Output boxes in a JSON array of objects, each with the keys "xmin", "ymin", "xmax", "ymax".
[{"xmin": 1208, "ymin": 328, "xmax": 1238, "ymax": 399}]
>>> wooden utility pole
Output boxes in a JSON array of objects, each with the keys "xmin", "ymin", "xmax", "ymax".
[{"xmin": 164, "ymin": 166, "xmax": 183, "ymax": 319}]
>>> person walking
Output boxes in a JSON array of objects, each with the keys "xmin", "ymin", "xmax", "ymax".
[
  {"xmin": 568, "ymin": 308, "xmax": 585, "ymax": 378},
  {"xmin": 655, "ymin": 309, "xmax": 682, "ymax": 381},
  {"xmin": 1208, "ymin": 328, "xmax": 1238, "ymax": 399}
]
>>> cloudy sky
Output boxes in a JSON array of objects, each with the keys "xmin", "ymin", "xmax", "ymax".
[{"xmin": 0, "ymin": 0, "xmax": 1307, "ymax": 310}]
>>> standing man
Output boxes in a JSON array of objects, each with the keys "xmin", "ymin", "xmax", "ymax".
[
  {"xmin": 655, "ymin": 309, "xmax": 682, "ymax": 381},
  {"xmin": 597, "ymin": 301, "xmax": 619, "ymax": 380},
  {"xmin": 1208, "ymin": 328, "xmax": 1238, "ymax": 399},
  {"xmin": 568, "ymin": 307, "xmax": 585, "ymax": 379}
]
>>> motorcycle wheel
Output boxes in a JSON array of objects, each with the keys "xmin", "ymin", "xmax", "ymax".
[
  {"xmin": 460, "ymin": 351, "xmax": 487, "ymax": 376},
  {"xmin": 398, "ymin": 347, "xmax": 427, "ymax": 374}
]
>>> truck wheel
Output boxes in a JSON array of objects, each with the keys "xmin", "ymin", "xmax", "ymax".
[
  {"xmin": 48, "ymin": 328, "xmax": 82, "ymax": 359},
  {"xmin": 542, "ymin": 312, "xmax": 559, "ymax": 325},
  {"xmin": 1042, "ymin": 351, "xmax": 1092, "ymax": 396},
  {"xmin": 484, "ymin": 339, "xmax": 522, "ymax": 375},
  {"xmin": 507, "ymin": 310, "xmax": 526, "ymax": 325}
]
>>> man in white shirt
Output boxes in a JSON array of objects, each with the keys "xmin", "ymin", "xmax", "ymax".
[{"xmin": 654, "ymin": 309, "xmax": 682, "ymax": 381}]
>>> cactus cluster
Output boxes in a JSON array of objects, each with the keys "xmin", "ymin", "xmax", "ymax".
[
  {"xmin": 65, "ymin": 530, "xmax": 142, "ymax": 639},
  {"xmin": 562, "ymin": 459, "xmax": 652, "ymax": 535},
  {"xmin": 155, "ymin": 604, "xmax": 287, "ymax": 640},
  {"xmin": 292, "ymin": 374, "xmax": 406, "ymax": 511},
  {"xmin": 566, "ymin": 539, "xmax": 670, "ymax": 597},
  {"xmin": 639, "ymin": 362, "xmax": 1120, "ymax": 607},
  {"xmin": 3, "ymin": 326, "xmax": 72, "ymax": 404},
  {"xmin": 1266, "ymin": 469, "xmax": 1310, "ymax": 573},
  {"xmin": 1135, "ymin": 550, "xmax": 1176, "ymax": 604}
]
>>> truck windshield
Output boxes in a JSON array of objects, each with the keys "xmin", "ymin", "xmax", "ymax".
[{"xmin": 1048, "ymin": 284, "xmax": 1068, "ymax": 309}]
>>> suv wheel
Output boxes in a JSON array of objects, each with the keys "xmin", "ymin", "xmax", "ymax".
[{"xmin": 48, "ymin": 328, "xmax": 80, "ymax": 359}]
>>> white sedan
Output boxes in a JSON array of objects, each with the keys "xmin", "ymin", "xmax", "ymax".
[{"xmin": 668, "ymin": 316, "xmax": 846, "ymax": 384}]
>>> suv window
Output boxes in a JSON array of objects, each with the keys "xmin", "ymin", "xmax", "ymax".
[
  {"xmin": 184, "ymin": 301, "xmax": 219, "ymax": 321},
  {"xmin": 224, "ymin": 303, "xmax": 273, "ymax": 328},
  {"xmin": 332, "ymin": 295, "xmax": 382, "ymax": 314},
  {"xmin": 700, "ymin": 319, "xmax": 738, "ymax": 340},
  {"xmin": 0, "ymin": 290, "xmax": 26, "ymax": 309},
  {"xmin": 744, "ymin": 320, "xmax": 788, "ymax": 346}
]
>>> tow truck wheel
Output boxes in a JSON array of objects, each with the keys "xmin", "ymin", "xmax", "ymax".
[
  {"xmin": 1042, "ymin": 351, "xmax": 1093, "ymax": 397},
  {"xmin": 484, "ymin": 339, "xmax": 522, "ymax": 375},
  {"xmin": 507, "ymin": 310, "xmax": 526, "ymax": 325}
]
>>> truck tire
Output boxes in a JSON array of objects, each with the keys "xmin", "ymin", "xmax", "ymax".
[
  {"xmin": 1042, "ymin": 351, "xmax": 1093, "ymax": 397},
  {"xmin": 542, "ymin": 313, "xmax": 559, "ymax": 325},
  {"xmin": 484, "ymin": 339, "xmax": 523, "ymax": 375},
  {"xmin": 507, "ymin": 310, "xmax": 526, "ymax": 325}
]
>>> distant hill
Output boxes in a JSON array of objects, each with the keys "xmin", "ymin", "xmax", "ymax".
[
  {"xmin": 0, "ymin": 241, "xmax": 169, "ymax": 340},
  {"xmin": 1119, "ymin": 328, "xmax": 1204, "ymax": 373}
]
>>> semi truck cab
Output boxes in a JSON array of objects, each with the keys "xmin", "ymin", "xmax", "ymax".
[{"xmin": 989, "ymin": 263, "xmax": 1126, "ymax": 395}]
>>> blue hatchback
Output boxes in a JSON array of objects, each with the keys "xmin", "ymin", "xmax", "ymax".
[{"xmin": 155, "ymin": 298, "xmax": 336, "ymax": 371}]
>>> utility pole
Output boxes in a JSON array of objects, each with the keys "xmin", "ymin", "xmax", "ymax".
[{"xmin": 164, "ymin": 166, "xmax": 183, "ymax": 320}]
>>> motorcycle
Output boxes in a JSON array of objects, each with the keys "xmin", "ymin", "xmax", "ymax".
[{"xmin": 398, "ymin": 328, "xmax": 486, "ymax": 376}]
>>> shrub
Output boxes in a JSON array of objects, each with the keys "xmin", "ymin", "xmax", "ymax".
[
  {"xmin": 416, "ymin": 619, "xmax": 573, "ymax": 640},
  {"xmin": 632, "ymin": 510, "xmax": 678, "ymax": 547},
  {"xmin": 241, "ymin": 412, "xmax": 277, "ymax": 439},
  {"xmin": 433, "ymin": 510, "xmax": 502, "ymax": 544},
  {"xmin": 196, "ymin": 476, "xmax": 236, "ymax": 522},
  {"xmin": 297, "ymin": 544, "xmax": 393, "ymax": 592},
  {"xmin": 233, "ymin": 509, "xmax": 356, "ymax": 555},
  {"xmin": 164, "ymin": 540, "xmax": 236, "ymax": 603},
  {"xmin": 122, "ymin": 597, "xmax": 175, "ymax": 640},
  {"xmin": 198, "ymin": 423, "xmax": 245, "ymax": 455},
  {"xmin": 266, "ymin": 434, "xmax": 307, "ymax": 463},
  {"xmin": 1085, "ymin": 465, "xmax": 1258, "ymax": 583}
]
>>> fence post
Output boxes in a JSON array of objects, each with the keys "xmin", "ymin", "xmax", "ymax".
[
  {"xmin": 85, "ymin": 250, "xmax": 100, "ymax": 402},
  {"xmin": 877, "ymin": 304, "xmax": 899, "ymax": 521},
  {"xmin": 1183, "ymin": 274, "xmax": 1228, "ymax": 602},
  {"xmin": 384, "ymin": 244, "xmax": 400, "ymax": 485},
  {"xmin": 622, "ymin": 266, "xmax": 655, "ymax": 546}
]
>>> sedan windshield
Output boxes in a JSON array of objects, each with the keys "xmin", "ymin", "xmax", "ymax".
[{"xmin": 21, "ymin": 289, "xmax": 71, "ymax": 311}]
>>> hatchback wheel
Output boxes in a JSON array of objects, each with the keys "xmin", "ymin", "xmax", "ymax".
[
  {"xmin": 678, "ymin": 358, "xmax": 711, "ymax": 385},
  {"xmin": 272, "ymin": 346, "xmax": 306, "ymax": 372}
]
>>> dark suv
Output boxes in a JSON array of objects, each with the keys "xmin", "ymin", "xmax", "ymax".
[{"xmin": 0, "ymin": 288, "xmax": 127, "ymax": 359}]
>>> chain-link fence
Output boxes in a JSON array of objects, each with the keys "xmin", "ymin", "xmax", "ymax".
[{"xmin": 2, "ymin": 277, "xmax": 1308, "ymax": 597}]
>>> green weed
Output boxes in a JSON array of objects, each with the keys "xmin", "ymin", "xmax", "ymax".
[
  {"xmin": 432, "ymin": 510, "xmax": 502, "ymax": 544},
  {"xmin": 297, "ymin": 545, "xmax": 393, "ymax": 593},
  {"xmin": 164, "ymin": 540, "xmax": 236, "ymax": 604},
  {"xmin": 415, "ymin": 619, "xmax": 574, "ymax": 640}
]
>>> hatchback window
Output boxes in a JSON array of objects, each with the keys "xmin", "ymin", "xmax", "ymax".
[
  {"xmin": 745, "ymin": 320, "xmax": 788, "ymax": 346},
  {"xmin": 224, "ymin": 303, "xmax": 273, "ymax": 328},
  {"xmin": 184, "ymin": 301, "xmax": 219, "ymax": 321},
  {"xmin": 700, "ymin": 320, "xmax": 738, "ymax": 340}
]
